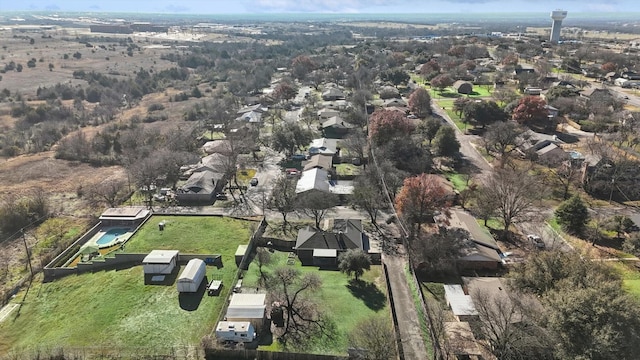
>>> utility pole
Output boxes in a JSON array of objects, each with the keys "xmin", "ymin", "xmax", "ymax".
[{"xmin": 21, "ymin": 229, "xmax": 34, "ymax": 278}]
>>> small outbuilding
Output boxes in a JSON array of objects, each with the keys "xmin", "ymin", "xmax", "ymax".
[
  {"xmin": 143, "ymin": 250, "xmax": 179, "ymax": 275},
  {"xmin": 177, "ymin": 258, "xmax": 206, "ymax": 293},
  {"xmin": 453, "ymin": 80, "xmax": 473, "ymax": 95},
  {"xmin": 444, "ymin": 284, "xmax": 478, "ymax": 322},
  {"xmin": 226, "ymin": 293, "xmax": 267, "ymax": 327},
  {"xmin": 235, "ymin": 245, "xmax": 248, "ymax": 267},
  {"xmin": 215, "ymin": 321, "xmax": 256, "ymax": 343}
]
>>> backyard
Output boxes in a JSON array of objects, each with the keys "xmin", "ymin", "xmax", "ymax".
[
  {"xmin": 242, "ymin": 251, "xmax": 390, "ymax": 356},
  {"xmin": 0, "ymin": 215, "xmax": 256, "ymax": 356},
  {"xmin": 0, "ymin": 265, "xmax": 232, "ymax": 356},
  {"xmin": 124, "ymin": 215, "xmax": 255, "ymax": 254}
]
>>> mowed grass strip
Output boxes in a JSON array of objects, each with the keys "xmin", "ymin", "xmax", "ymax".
[
  {"xmin": 242, "ymin": 251, "xmax": 389, "ymax": 355},
  {"xmin": 125, "ymin": 216, "xmax": 253, "ymax": 254},
  {"xmin": 0, "ymin": 264, "xmax": 235, "ymax": 354}
]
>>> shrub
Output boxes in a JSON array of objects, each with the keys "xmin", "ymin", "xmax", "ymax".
[
  {"xmin": 147, "ymin": 103, "xmax": 165, "ymax": 112},
  {"xmin": 623, "ymin": 233, "xmax": 640, "ymax": 256},
  {"xmin": 555, "ymin": 195, "xmax": 589, "ymax": 235}
]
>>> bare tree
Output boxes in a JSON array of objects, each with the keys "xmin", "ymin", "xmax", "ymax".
[
  {"xmin": 411, "ymin": 227, "xmax": 467, "ymax": 276},
  {"xmin": 296, "ymin": 192, "xmax": 339, "ymax": 229},
  {"xmin": 481, "ymin": 168, "xmax": 545, "ymax": 238},
  {"xmin": 481, "ymin": 122, "xmax": 528, "ymax": 168},
  {"xmin": 255, "ymin": 247, "xmax": 272, "ymax": 289},
  {"xmin": 542, "ymin": 159, "xmax": 581, "ymax": 200},
  {"xmin": 86, "ymin": 179, "xmax": 127, "ymax": 208},
  {"xmin": 342, "ymin": 130, "xmax": 368, "ymax": 169},
  {"xmin": 268, "ymin": 175, "xmax": 298, "ymax": 232},
  {"xmin": 471, "ymin": 288, "xmax": 553, "ymax": 360},
  {"xmin": 351, "ymin": 167, "xmax": 387, "ymax": 226},
  {"xmin": 268, "ymin": 267, "xmax": 334, "ymax": 348},
  {"xmin": 347, "ymin": 316, "xmax": 397, "ymax": 360}
]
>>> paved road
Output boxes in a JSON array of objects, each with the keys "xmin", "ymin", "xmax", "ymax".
[
  {"xmin": 432, "ymin": 106, "xmax": 492, "ymax": 176},
  {"xmin": 384, "ymin": 251, "xmax": 429, "ymax": 360}
]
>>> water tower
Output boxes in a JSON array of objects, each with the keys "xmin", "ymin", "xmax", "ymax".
[{"xmin": 550, "ymin": 10, "xmax": 568, "ymax": 43}]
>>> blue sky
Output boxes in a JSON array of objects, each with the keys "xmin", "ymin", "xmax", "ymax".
[{"xmin": 1, "ymin": 0, "xmax": 639, "ymax": 14}]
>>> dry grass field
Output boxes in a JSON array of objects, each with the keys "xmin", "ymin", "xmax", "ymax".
[{"xmin": 0, "ymin": 25, "xmax": 220, "ymax": 303}]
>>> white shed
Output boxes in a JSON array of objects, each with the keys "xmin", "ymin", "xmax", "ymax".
[
  {"xmin": 143, "ymin": 250, "xmax": 179, "ymax": 274},
  {"xmin": 215, "ymin": 321, "xmax": 256, "ymax": 343},
  {"xmin": 177, "ymin": 258, "xmax": 206, "ymax": 293},
  {"xmin": 226, "ymin": 293, "xmax": 267, "ymax": 327}
]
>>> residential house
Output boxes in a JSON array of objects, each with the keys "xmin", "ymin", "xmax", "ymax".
[
  {"xmin": 524, "ymin": 87, "xmax": 542, "ymax": 95},
  {"xmin": 383, "ymin": 98, "xmax": 407, "ymax": 107},
  {"xmin": 513, "ymin": 67, "xmax": 535, "ymax": 79},
  {"xmin": 545, "ymin": 105, "xmax": 559, "ymax": 118},
  {"xmin": 296, "ymin": 168, "xmax": 331, "ymax": 195},
  {"xmin": 453, "ymin": 80, "xmax": 473, "ymax": 95},
  {"xmin": 321, "ymin": 116, "xmax": 353, "ymax": 138},
  {"xmin": 322, "ymin": 87, "xmax": 346, "ymax": 101},
  {"xmin": 303, "ymin": 154, "xmax": 334, "ymax": 172},
  {"xmin": 444, "ymin": 322, "xmax": 483, "ymax": 358},
  {"xmin": 308, "ymin": 138, "xmax": 339, "ymax": 156},
  {"xmin": 318, "ymin": 108, "xmax": 341, "ymax": 120},
  {"xmin": 236, "ymin": 103, "xmax": 266, "ymax": 115},
  {"xmin": 537, "ymin": 143, "xmax": 568, "ymax": 164},
  {"xmin": 176, "ymin": 170, "xmax": 224, "ymax": 204},
  {"xmin": 323, "ymin": 100, "xmax": 349, "ymax": 110},
  {"xmin": 295, "ymin": 168, "xmax": 353, "ymax": 196},
  {"xmin": 235, "ymin": 110, "xmax": 262, "ymax": 123},
  {"xmin": 579, "ymin": 87, "xmax": 611, "ymax": 99},
  {"xmin": 295, "ymin": 219, "xmax": 368, "ymax": 266},
  {"xmin": 448, "ymin": 210, "xmax": 502, "ymax": 270},
  {"xmin": 201, "ymin": 140, "xmax": 232, "ymax": 155}
]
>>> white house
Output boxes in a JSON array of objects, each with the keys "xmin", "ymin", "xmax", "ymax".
[
  {"xmin": 215, "ymin": 321, "xmax": 256, "ymax": 343},
  {"xmin": 143, "ymin": 250, "xmax": 179, "ymax": 275},
  {"xmin": 177, "ymin": 258, "xmax": 206, "ymax": 293}
]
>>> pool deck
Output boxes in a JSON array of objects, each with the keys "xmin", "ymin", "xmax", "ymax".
[
  {"xmin": 89, "ymin": 227, "xmax": 135, "ymax": 249},
  {"xmin": 63, "ymin": 227, "xmax": 135, "ymax": 267}
]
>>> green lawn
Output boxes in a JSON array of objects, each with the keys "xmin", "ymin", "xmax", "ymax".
[
  {"xmin": 0, "ymin": 215, "xmax": 254, "ymax": 355},
  {"xmin": 242, "ymin": 251, "xmax": 389, "ymax": 355},
  {"xmin": 624, "ymin": 280, "xmax": 640, "ymax": 298},
  {"xmin": 445, "ymin": 172, "xmax": 469, "ymax": 192},
  {"xmin": 435, "ymin": 99, "xmax": 467, "ymax": 131},
  {"xmin": 609, "ymin": 261, "xmax": 640, "ymax": 299},
  {"xmin": 0, "ymin": 264, "xmax": 236, "ymax": 356},
  {"xmin": 125, "ymin": 216, "xmax": 253, "ymax": 254},
  {"xmin": 335, "ymin": 163, "xmax": 362, "ymax": 177},
  {"xmin": 404, "ymin": 266, "xmax": 434, "ymax": 359}
]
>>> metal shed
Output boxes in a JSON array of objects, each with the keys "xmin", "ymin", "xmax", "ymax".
[
  {"xmin": 226, "ymin": 293, "xmax": 267, "ymax": 327},
  {"xmin": 177, "ymin": 258, "xmax": 206, "ymax": 293},
  {"xmin": 143, "ymin": 250, "xmax": 179, "ymax": 274}
]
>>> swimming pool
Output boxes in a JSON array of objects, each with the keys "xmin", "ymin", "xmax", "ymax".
[{"xmin": 96, "ymin": 228, "xmax": 131, "ymax": 246}]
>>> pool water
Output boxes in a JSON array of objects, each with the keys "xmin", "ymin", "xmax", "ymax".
[{"xmin": 96, "ymin": 228, "xmax": 130, "ymax": 246}]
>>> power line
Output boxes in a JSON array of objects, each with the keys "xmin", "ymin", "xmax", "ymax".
[{"xmin": 365, "ymin": 104, "xmax": 409, "ymax": 238}]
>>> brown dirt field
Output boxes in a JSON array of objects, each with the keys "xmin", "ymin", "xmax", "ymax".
[
  {"xmin": 0, "ymin": 29, "xmax": 179, "ymax": 98},
  {"xmin": 0, "ymin": 152, "xmax": 127, "ymax": 214},
  {"xmin": 0, "ymin": 25, "xmax": 215, "ymax": 301}
]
